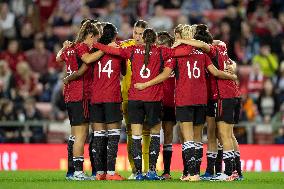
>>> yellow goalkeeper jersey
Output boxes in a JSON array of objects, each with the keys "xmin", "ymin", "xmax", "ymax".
[{"xmin": 120, "ymin": 39, "xmax": 136, "ymax": 102}]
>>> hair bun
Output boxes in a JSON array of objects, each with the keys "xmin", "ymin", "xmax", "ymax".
[{"xmin": 197, "ymin": 24, "xmax": 208, "ymax": 31}]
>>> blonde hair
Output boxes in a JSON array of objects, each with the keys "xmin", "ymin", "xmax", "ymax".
[{"xmin": 181, "ymin": 24, "xmax": 196, "ymax": 39}]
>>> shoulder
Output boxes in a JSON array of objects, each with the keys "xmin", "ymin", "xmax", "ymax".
[{"xmin": 119, "ymin": 39, "xmax": 136, "ymax": 47}]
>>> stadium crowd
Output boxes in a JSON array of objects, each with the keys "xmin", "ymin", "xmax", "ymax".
[{"xmin": 0, "ymin": 0, "xmax": 284, "ymax": 144}]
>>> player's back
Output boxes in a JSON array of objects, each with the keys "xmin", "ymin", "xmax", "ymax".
[
  {"xmin": 91, "ymin": 54, "xmax": 122, "ymax": 103},
  {"xmin": 175, "ymin": 46, "xmax": 210, "ymax": 106}
]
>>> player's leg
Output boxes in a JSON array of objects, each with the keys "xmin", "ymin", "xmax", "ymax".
[
  {"xmin": 128, "ymin": 100, "xmax": 145, "ymax": 180},
  {"xmin": 161, "ymin": 106, "xmax": 176, "ymax": 179},
  {"xmin": 232, "ymin": 98, "xmax": 243, "ymax": 180},
  {"xmin": 105, "ymin": 103, "xmax": 125, "ymax": 180},
  {"xmin": 142, "ymin": 126, "xmax": 150, "ymax": 173},
  {"xmin": 66, "ymin": 101, "xmax": 90, "ymax": 180},
  {"xmin": 90, "ymin": 104, "xmax": 107, "ymax": 180},
  {"xmin": 212, "ymin": 98, "xmax": 238, "ymax": 181},
  {"xmin": 193, "ymin": 106, "xmax": 206, "ymax": 177},
  {"xmin": 177, "ymin": 106, "xmax": 199, "ymax": 181},
  {"xmin": 123, "ymin": 101, "xmax": 136, "ymax": 178},
  {"xmin": 144, "ymin": 101, "xmax": 163, "ymax": 180}
]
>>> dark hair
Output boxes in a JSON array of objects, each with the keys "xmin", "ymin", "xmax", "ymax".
[
  {"xmin": 157, "ymin": 31, "xmax": 174, "ymax": 47},
  {"xmin": 134, "ymin": 20, "xmax": 148, "ymax": 29},
  {"xmin": 142, "ymin": 28, "xmax": 156, "ymax": 71},
  {"xmin": 194, "ymin": 24, "xmax": 213, "ymax": 44},
  {"xmin": 75, "ymin": 20, "xmax": 100, "ymax": 43},
  {"xmin": 174, "ymin": 24, "xmax": 183, "ymax": 35},
  {"xmin": 98, "ymin": 23, "xmax": 118, "ymax": 45}
]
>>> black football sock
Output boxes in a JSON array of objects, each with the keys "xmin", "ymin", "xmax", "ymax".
[
  {"xmin": 223, "ymin": 150, "xmax": 234, "ymax": 176},
  {"xmin": 89, "ymin": 133, "xmax": 96, "ymax": 175},
  {"xmin": 67, "ymin": 135, "xmax": 75, "ymax": 174},
  {"xmin": 183, "ymin": 141, "xmax": 196, "ymax": 176},
  {"xmin": 149, "ymin": 134, "xmax": 160, "ymax": 171},
  {"xmin": 215, "ymin": 143, "xmax": 223, "ymax": 174},
  {"xmin": 107, "ymin": 129, "xmax": 121, "ymax": 175},
  {"xmin": 205, "ymin": 151, "xmax": 217, "ymax": 175},
  {"xmin": 194, "ymin": 142, "xmax": 203, "ymax": 175},
  {"xmin": 93, "ymin": 130, "xmax": 107, "ymax": 174},
  {"xmin": 163, "ymin": 144, "xmax": 173, "ymax": 174},
  {"xmin": 132, "ymin": 135, "xmax": 142, "ymax": 173},
  {"xmin": 73, "ymin": 156, "xmax": 84, "ymax": 172}
]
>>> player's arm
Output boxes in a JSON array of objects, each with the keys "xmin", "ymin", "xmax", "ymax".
[
  {"xmin": 56, "ymin": 40, "xmax": 73, "ymax": 63},
  {"xmin": 63, "ymin": 64, "xmax": 88, "ymax": 84},
  {"xmin": 81, "ymin": 50, "xmax": 104, "ymax": 64},
  {"xmin": 174, "ymin": 39, "xmax": 210, "ymax": 53},
  {"xmin": 134, "ymin": 67, "xmax": 173, "ymax": 90},
  {"xmin": 224, "ymin": 59, "xmax": 237, "ymax": 74},
  {"xmin": 207, "ymin": 64, "xmax": 237, "ymax": 80},
  {"xmin": 93, "ymin": 42, "xmax": 121, "ymax": 56}
]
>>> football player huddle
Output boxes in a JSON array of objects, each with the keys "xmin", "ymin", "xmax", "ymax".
[{"xmin": 56, "ymin": 19, "xmax": 243, "ymax": 182}]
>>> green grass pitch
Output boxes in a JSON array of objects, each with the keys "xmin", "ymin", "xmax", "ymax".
[{"xmin": 0, "ymin": 171, "xmax": 283, "ymax": 189}]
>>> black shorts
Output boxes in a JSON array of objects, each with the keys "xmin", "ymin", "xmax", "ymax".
[
  {"xmin": 206, "ymin": 99, "xmax": 217, "ymax": 117},
  {"xmin": 176, "ymin": 105, "xmax": 206, "ymax": 125},
  {"xmin": 216, "ymin": 98, "xmax": 241, "ymax": 124},
  {"xmin": 90, "ymin": 103, "xmax": 123, "ymax": 124},
  {"xmin": 66, "ymin": 101, "xmax": 90, "ymax": 126},
  {"xmin": 162, "ymin": 106, "xmax": 176, "ymax": 122},
  {"xmin": 128, "ymin": 100, "xmax": 161, "ymax": 127}
]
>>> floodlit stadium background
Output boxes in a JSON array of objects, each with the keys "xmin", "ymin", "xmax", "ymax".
[{"xmin": 0, "ymin": 0, "xmax": 284, "ymax": 172}]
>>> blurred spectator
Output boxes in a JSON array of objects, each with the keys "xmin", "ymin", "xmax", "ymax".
[
  {"xmin": 252, "ymin": 42, "xmax": 278, "ymax": 77},
  {"xmin": 240, "ymin": 88, "xmax": 257, "ymax": 122},
  {"xmin": 19, "ymin": 22, "xmax": 34, "ymax": 51},
  {"xmin": 48, "ymin": 7, "xmax": 73, "ymax": 26},
  {"xmin": 247, "ymin": 63, "xmax": 266, "ymax": 101},
  {"xmin": 149, "ymin": 3, "xmax": 173, "ymax": 32},
  {"xmin": 212, "ymin": 0, "xmax": 239, "ymax": 9},
  {"xmin": 257, "ymin": 79, "xmax": 280, "ymax": 123},
  {"xmin": 0, "ymin": 60, "xmax": 15, "ymax": 99},
  {"xmin": 0, "ymin": 2, "xmax": 16, "ymax": 39},
  {"xmin": 249, "ymin": 2, "xmax": 271, "ymax": 37},
  {"xmin": 51, "ymin": 79, "xmax": 66, "ymax": 121},
  {"xmin": 99, "ymin": 1, "xmax": 122, "ymax": 30},
  {"xmin": 0, "ymin": 98, "xmax": 24, "ymax": 143},
  {"xmin": 85, "ymin": 0, "xmax": 106, "ymax": 9},
  {"xmin": 215, "ymin": 20, "xmax": 236, "ymax": 59},
  {"xmin": 72, "ymin": 5, "xmax": 94, "ymax": 26},
  {"xmin": 275, "ymin": 62, "xmax": 284, "ymax": 103},
  {"xmin": 279, "ymin": 11, "xmax": 284, "ymax": 32},
  {"xmin": 181, "ymin": 0, "xmax": 212, "ymax": 24},
  {"xmin": 176, "ymin": 14, "xmax": 189, "ymax": 25},
  {"xmin": 58, "ymin": 0, "xmax": 82, "ymax": 17},
  {"xmin": 0, "ymin": 39, "xmax": 26, "ymax": 73},
  {"xmin": 43, "ymin": 24, "xmax": 60, "ymax": 52},
  {"xmin": 9, "ymin": 0, "xmax": 33, "ymax": 18},
  {"xmin": 156, "ymin": 0, "xmax": 183, "ymax": 9},
  {"xmin": 15, "ymin": 61, "xmax": 42, "ymax": 100},
  {"xmin": 222, "ymin": 5, "xmax": 243, "ymax": 36},
  {"xmin": 23, "ymin": 97, "xmax": 46, "ymax": 143},
  {"xmin": 25, "ymin": 36, "xmax": 52, "ymax": 75},
  {"xmin": 234, "ymin": 21, "xmax": 260, "ymax": 64},
  {"xmin": 275, "ymin": 127, "xmax": 284, "ymax": 144},
  {"xmin": 117, "ymin": 21, "xmax": 132, "ymax": 40},
  {"xmin": 34, "ymin": 0, "xmax": 57, "ymax": 24}
]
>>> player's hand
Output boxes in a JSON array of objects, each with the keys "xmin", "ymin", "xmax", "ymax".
[
  {"xmin": 224, "ymin": 64, "xmax": 235, "ymax": 74},
  {"xmin": 108, "ymin": 42, "xmax": 119, "ymax": 48},
  {"xmin": 63, "ymin": 77, "xmax": 69, "ymax": 85},
  {"xmin": 63, "ymin": 40, "xmax": 72, "ymax": 48},
  {"xmin": 134, "ymin": 83, "xmax": 148, "ymax": 90}
]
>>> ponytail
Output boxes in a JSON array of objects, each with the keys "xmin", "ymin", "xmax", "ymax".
[
  {"xmin": 75, "ymin": 20, "xmax": 100, "ymax": 43},
  {"xmin": 142, "ymin": 28, "xmax": 156, "ymax": 72}
]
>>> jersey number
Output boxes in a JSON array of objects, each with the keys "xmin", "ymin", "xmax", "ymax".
[
  {"xmin": 98, "ymin": 60, "xmax": 113, "ymax": 78},
  {"xmin": 140, "ymin": 65, "xmax": 151, "ymax": 79},
  {"xmin": 187, "ymin": 61, "xmax": 200, "ymax": 79}
]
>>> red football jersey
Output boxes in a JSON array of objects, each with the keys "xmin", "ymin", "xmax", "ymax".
[
  {"xmin": 174, "ymin": 45, "xmax": 212, "ymax": 106},
  {"xmin": 61, "ymin": 46, "xmax": 84, "ymax": 102},
  {"xmin": 162, "ymin": 72, "xmax": 175, "ymax": 107},
  {"xmin": 75, "ymin": 43, "xmax": 93, "ymax": 100},
  {"xmin": 119, "ymin": 45, "xmax": 175, "ymax": 101},
  {"xmin": 91, "ymin": 54, "xmax": 122, "ymax": 103},
  {"xmin": 207, "ymin": 44, "xmax": 240, "ymax": 99}
]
